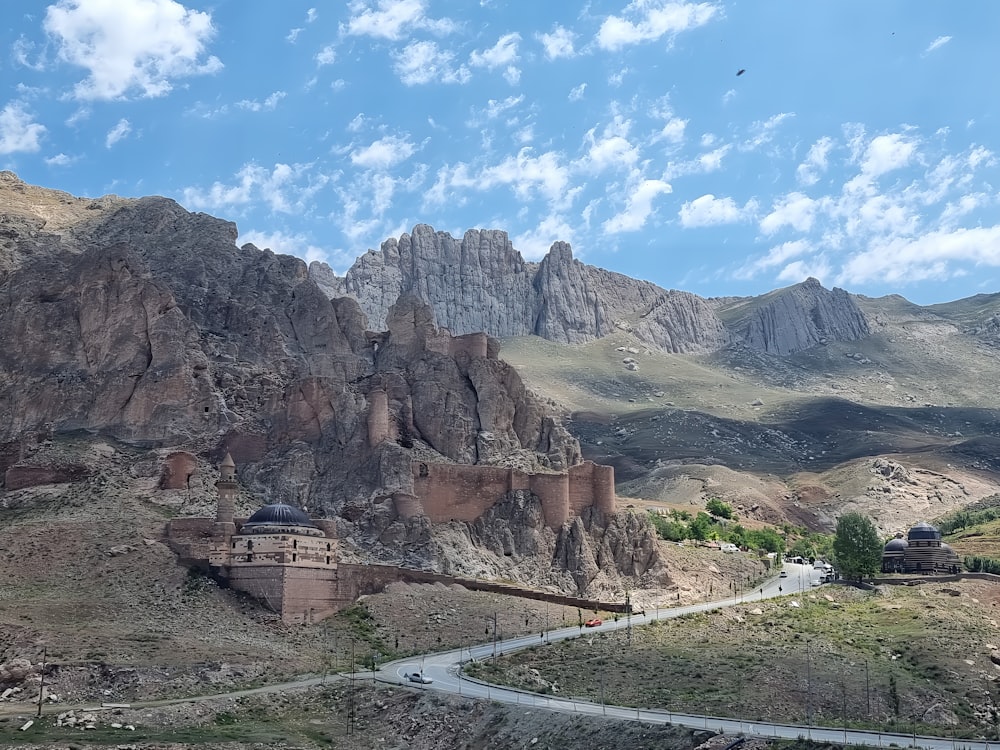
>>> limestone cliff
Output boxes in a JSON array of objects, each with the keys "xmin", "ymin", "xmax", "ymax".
[{"xmin": 311, "ymin": 226, "xmax": 867, "ymax": 356}]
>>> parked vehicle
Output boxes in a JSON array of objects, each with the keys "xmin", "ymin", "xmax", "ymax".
[{"xmin": 779, "ymin": 570, "xmax": 788, "ymax": 578}]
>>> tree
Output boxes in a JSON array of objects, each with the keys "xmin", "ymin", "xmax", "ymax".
[
  {"xmin": 832, "ymin": 512, "xmax": 882, "ymax": 581},
  {"xmin": 706, "ymin": 498, "xmax": 734, "ymax": 519},
  {"xmin": 688, "ymin": 512, "xmax": 714, "ymax": 541}
]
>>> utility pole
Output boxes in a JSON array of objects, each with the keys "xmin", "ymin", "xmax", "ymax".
[
  {"xmin": 491, "ymin": 611, "xmax": 498, "ymax": 665},
  {"xmin": 806, "ymin": 640, "xmax": 813, "ymax": 735},
  {"xmin": 600, "ymin": 661, "xmax": 606, "ymax": 716},
  {"xmin": 36, "ymin": 646, "xmax": 46, "ymax": 718},
  {"xmin": 347, "ymin": 639, "xmax": 356, "ymax": 736},
  {"xmin": 625, "ymin": 587, "xmax": 632, "ymax": 646},
  {"xmin": 865, "ymin": 659, "xmax": 871, "ymax": 719}
]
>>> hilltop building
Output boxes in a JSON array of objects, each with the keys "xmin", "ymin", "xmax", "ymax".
[{"xmin": 881, "ymin": 522, "xmax": 961, "ymax": 574}]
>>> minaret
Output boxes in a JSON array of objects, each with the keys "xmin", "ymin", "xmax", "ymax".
[{"xmin": 213, "ymin": 453, "xmax": 237, "ymax": 539}]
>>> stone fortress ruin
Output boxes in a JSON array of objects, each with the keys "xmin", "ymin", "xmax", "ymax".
[{"xmin": 169, "ymin": 394, "xmax": 620, "ymax": 622}]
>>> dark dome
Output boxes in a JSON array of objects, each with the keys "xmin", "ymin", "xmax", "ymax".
[
  {"xmin": 907, "ymin": 522, "xmax": 940, "ymax": 541},
  {"xmin": 884, "ymin": 537, "xmax": 908, "ymax": 552},
  {"xmin": 243, "ymin": 503, "xmax": 316, "ymax": 529}
]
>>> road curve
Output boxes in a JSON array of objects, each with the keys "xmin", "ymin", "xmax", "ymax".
[{"xmin": 377, "ymin": 563, "xmax": 986, "ymax": 750}]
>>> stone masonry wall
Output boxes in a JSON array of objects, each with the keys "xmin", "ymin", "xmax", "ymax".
[
  {"xmin": 414, "ymin": 462, "xmax": 511, "ymax": 523},
  {"xmin": 410, "ymin": 460, "xmax": 615, "ymax": 530}
]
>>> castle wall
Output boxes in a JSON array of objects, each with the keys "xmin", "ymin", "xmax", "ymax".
[
  {"xmin": 410, "ymin": 460, "xmax": 615, "ymax": 530},
  {"xmin": 413, "ymin": 463, "xmax": 512, "ymax": 523},
  {"xmin": 279, "ymin": 567, "xmax": 343, "ymax": 624},
  {"xmin": 529, "ymin": 472, "xmax": 570, "ymax": 528},
  {"xmin": 567, "ymin": 461, "xmax": 616, "ymax": 515},
  {"xmin": 392, "ymin": 492, "xmax": 425, "ymax": 520},
  {"xmin": 227, "ymin": 566, "xmax": 287, "ymax": 617}
]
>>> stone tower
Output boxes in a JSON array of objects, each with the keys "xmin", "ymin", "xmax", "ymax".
[{"xmin": 214, "ymin": 453, "xmax": 237, "ymax": 538}]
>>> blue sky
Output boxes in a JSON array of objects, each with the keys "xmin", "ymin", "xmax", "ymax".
[{"xmin": 3, "ymin": 1, "xmax": 999, "ymax": 305}]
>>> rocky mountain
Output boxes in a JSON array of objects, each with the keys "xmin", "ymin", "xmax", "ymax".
[
  {"xmin": 311, "ymin": 224, "xmax": 869, "ymax": 356},
  {"xmin": 0, "ymin": 172, "xmax": 660, "ymax": 598}
]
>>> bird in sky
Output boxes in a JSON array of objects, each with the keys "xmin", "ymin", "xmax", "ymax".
[{"xmin": 736, "ymin": 68, "xmax": 746, "ymax": 76}]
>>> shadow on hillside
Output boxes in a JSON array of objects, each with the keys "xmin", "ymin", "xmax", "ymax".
[{"xmin": 571, "ymin": 397, "xmax": 1000, "ymax": 480}]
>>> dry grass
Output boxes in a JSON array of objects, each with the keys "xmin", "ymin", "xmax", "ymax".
[{"xmin": 472, "ymin": 579, "xmax": 1000, "ymax": 737}]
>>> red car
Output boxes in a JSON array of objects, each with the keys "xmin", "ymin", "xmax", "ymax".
[{"xmin": 584, "ymin": 618, "xmax": 603, "ymax": 627}]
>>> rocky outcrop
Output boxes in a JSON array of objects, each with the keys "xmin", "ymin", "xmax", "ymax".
[
  {"xmin": 1, "ymin": 174, "xmax": 659, "ymax": 598},
  {"xmin": 464, "ymin": 491, "xmax": 664, "ymax": 595},
  {"xmin": 311, "ymin": 226, "xmax": 729, "ymax": 352},
  {"xmin": 717, "ymin": 277, "xmax": 870, "ymax": 356},
  {"xmin": 312, "ymin": 227, "xmax": 867, "ymax": 356},
  {"xmin": 0, "ymin": 175, "xmax": 580, "ymax": 509}
]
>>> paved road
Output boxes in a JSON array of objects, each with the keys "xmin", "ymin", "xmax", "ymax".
[
  {"xmin": 380, "ymin": 563, "xmax": 990, "ymax": 750},
  {"xmin": 11, "ymin": 562, "xmax": 985, "ymax": 749}
]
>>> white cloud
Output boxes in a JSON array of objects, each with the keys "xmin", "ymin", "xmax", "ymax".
[
  {"xmin": 393, "ymin": 40, "xmax": 470, "ymax": 85},
  {"xmin": 485, "ymin": 95, "xmax": 523, "ymax": 119},
  {"xmin": 343, "ymin": 0, "xmax": 456, "ymax": 41},
  {"xmin": 426, "ymin": 148, "xmax": 572, "ymax": 210},
  {"xmin": 236, "ymin": 91, "xmax": 286, "ymax": 112},
  {"xmin": 350, "ymin": 134, "xmax": 417, "ymax": 170},
  {"xmin": 735, "ymin": 239, "xmax": 812, "ymax": 279},
  {"xmin": 470, "ymin": 33, "xmax": 520, "ymax": 69},
  {"xmin": 513, "ymin": 214, "xmax": 576, "ymax": 261},
  {"xmin": 316, "ymin": 44, "xmax": 336, "ymax": 65},
  {"xmin": 105, "ymin": 118, "xmax": 131, "ymax": 147},
  {"xmin": 568, "ymin": 83, "xmax": 587, "ymax": 101},
  {"xmin": 939, "ymin": 193, "xmax": 989, "ymax": 229},
  {"xmin": 697, "ymin": 145, "xmax": 729, "ymax": 172},
  {"xmin": 347, "ymin": 114, "xmax": 367, "ymax": 132},
  {"xmin": 839, "ymin": 226, "xmax": 1000, "ymax": 285},
  {"xmin": 925, "ymin": 35, "xmax": 952, "ymax": 54},
  {"xmin": 44, "ymin": 0, "xmax": 222, "ymax": 100},
  {"xmin": 45, "ymin": 152, "xmax": 76, "ymax": 166},
  {"xmin": 796, "ymin": 136, "xmax": 834, "ymax": 186},
  {"xmin": 777, "ymin": 258, "xmax": 832, "ymax": 284},
  {"xmin": 0, "ymin": 102, "xmax": 46, "ymax": 154},
  {"xmin": 860, "ymin": 133, "xmax": 916, "ymax": 178},
  {"xmin": 658, "ymin": 117, "xmax": 687, "ymax": 144},
  {"xmin": 239, "ymin": 228, "xmax": 356, "ymax": 272},
  {"xmin": 760, "ymin": 192, "xmax": 817, "ymax": 235},
  {"xmin": 679, "ymin": 194, "xmax": 755, "ymax": 228},
  {"xmin": 580, "ymin": 116, "xmax": 639, "ymax": 173},
  {"xmin": 742, "ymin": 112, "xmax": 794, "ymax": 151},
  {"xmin": 13, "ymin": 37, "xmax": 47, "ymax": 71},
  {"xmin": 538, "ymin": 26, "xmax": 575, "ymax": 60},
  {"xmin": 181, "ymin": 162, "xmax": 329, "ymax": 215},
  {"xmin": 306, "ymin": 8, "xmax": 318, "ymax": 23},
  {"xmin": 286, "ymin": 28, "xmax": 303, "ymax": 43},
  {"xmin": 603, "ymin": 178, "xmax": 672, "ymax": 234},
  {"xmin": 596, "ymin": 1, "xmax": 719, "ymax": 51}
]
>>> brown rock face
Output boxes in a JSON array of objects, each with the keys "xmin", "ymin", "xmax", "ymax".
[
  {"xmin": 0, "ymin": 174, "xmax": 657, "ymax": 599},
  {"xmin": 159, "ymin": 451, "xmax": 198, "ymax": 490},
  {"xmin": 5, "ymin": 464, "xmax": 92, "ymax": 490}
]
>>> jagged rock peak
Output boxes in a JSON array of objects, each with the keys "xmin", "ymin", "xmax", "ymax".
[
  {"xmin": 309, "ymin": 224, "xmax": 732, "ymax": 352},
  {"xmin": 718, "ymin": 277, "xmax": 870, "ymax": 356}
]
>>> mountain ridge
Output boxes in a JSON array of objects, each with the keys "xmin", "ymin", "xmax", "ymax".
[{"xmin": 311, "ymin": 226, "xmax": 877, "ymax": 356}]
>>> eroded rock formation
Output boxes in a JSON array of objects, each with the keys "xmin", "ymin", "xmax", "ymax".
[
  {"xmin": 0, "ymin": 172, "xmax": 658, "ymax": 599},
  {"xmin": 312, "ymin": 226, "xmax": 869, "ymax": 355}
]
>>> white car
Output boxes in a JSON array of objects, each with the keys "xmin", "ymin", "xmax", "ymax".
[{"xmin": 407, "ymin": 672, "xmax": 433, "ymax": 684}]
